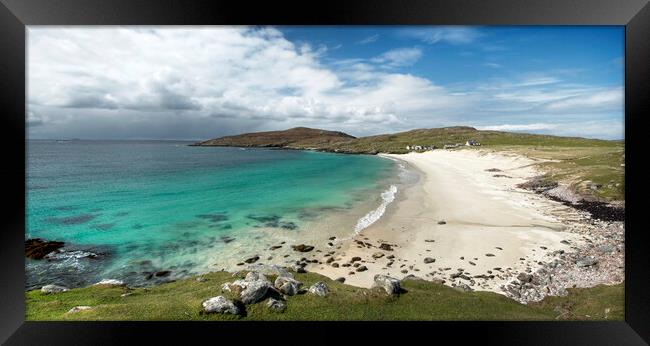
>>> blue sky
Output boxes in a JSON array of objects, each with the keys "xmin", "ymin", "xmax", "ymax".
[{"xmin": 28, "ymin": 26, "xmax": 624, "ymax": 140}]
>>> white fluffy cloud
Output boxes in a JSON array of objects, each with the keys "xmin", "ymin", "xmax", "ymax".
[
  {"xmin": 28, "ymin": 27, "xmax": 468, "ymax": 138},
  {"xmin": 27, "ymin": 27, "xmax": 624, "ymax": 140}
]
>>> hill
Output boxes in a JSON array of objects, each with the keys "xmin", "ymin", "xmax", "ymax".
[
  {"xmin": 194, "ymin": 126, "xmax": 624, "ymax": 201},
  {"xmin": 193, "ymin": 127, "xmax": 356, "ymax": 149}
]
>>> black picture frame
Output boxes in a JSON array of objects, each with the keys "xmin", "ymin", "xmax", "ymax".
[{"xmin": 1, "ymin": 0, "xmax": 648, "ymax": 344}]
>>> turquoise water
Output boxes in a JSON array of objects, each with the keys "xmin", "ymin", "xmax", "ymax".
[{"xmin": 26, "ymin": 140, "xmax": 396, "ymax": 289}]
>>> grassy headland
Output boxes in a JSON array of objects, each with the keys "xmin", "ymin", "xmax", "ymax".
[
  {"xmin": 195, "ymin": 126, "xmax": 624, "ymax": 201},
  {"xmin": 26, "ymin": 270, "xmax": 623, "ymax": 321}
]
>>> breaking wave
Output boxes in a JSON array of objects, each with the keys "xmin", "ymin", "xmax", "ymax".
[{"xmin": 354, "ymin": 185, "xmax": 398, "ymax": 233}]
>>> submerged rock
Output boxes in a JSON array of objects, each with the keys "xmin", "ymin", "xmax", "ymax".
[
  {"xmin": 25, "ymin": 238, "xmax": 65, "ymax": 259},
  {"xmin": 41, "ymin": 284, "xmax": 68, "ymax": 294},
  {"xmin": 202, "ymin": 296, "xmax": 240, "ymax": 315}
]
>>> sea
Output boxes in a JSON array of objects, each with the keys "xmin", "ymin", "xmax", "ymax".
[{"xmin": 26, "ymin": 140, "xmax": 413, "ymax": 289}]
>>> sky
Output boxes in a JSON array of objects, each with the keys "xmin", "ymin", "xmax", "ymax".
[{"xmin": 27, "ymin": 26, "xmax": 625, "ymax": 140}]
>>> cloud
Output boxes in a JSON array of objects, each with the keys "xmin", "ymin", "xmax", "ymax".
[
  {"xmin": 371, "ymin": 47, "xmax": 423, "ymax": 67},
  {"xmin": 545, "ymin": 88, "xmax": 623, "ymax": 112},
  {"xmin": 28, "ymin": 27, "xmax": 465, "ymax": 138},
  {"xmin": 357, "ymin": 34, "xmax": 379, "ymax": 44},
  {"xmin": 400, "ymin": 27, "xmax": 482, "ymax": 45},
  {"xmin": 27, "ymin": 27, "xmax": 623, "ymax": 140}
]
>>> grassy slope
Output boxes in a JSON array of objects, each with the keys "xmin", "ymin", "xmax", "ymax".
[
  {"xmin": 26, "ymin": 271, "xmax": 623, "ymax": 321},
  {"xmin": 327, "ymin": 127, "xmax": 624, "ymax": 201},
  {"xmin": 196, "ymin": 126, "xmax": 624, "ymax": 200}
]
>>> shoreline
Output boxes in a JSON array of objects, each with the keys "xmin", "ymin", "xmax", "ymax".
[
  {"xmin": 306, "ymin": 149, "xmax": 624, "ymax": 303},
  {"xmin": 27, "ymin": 147, "xmax": 624, "ymax": 306}
]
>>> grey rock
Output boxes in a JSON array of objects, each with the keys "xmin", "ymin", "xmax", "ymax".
[
  {"xmin": 67, "ymin": 306, "xmax": 93, "ymax": 313},
  {"xmin": 202, "ymin": 296, "xmax": 240, "ymax": 315},
  {"xmin": 266, "ymin": 298, "xmax": 286, "ymax": 312},
  {"xmin": 423, "ymin": 257, "xmax": 435, "ymax": 264},
  {"xmin": 274, "ymin": 276, "xmax": 303, "ymax": 296},
  {"xmin": 308, "ymin": 282, "xmax": 329, "ymax": 297},
  {"xmin": 517, "ymin": 273, "xmax": 533, "ymax": 283},
  {"xmin": 41, "ymin": 284, "xmax": 68, "ymax": 294},
  {"xmin": 373, "ymin": 274, "xmax": 401, "ymax": 295},
  {"xmin": 245, "ymin": 271, "xmax": 269, "ymax": 283},
  {"xmin": 576, "ymin": 258, "xmax": 598, "ymax": 267},
  {"xmin": 240, "ymin": 280, "xmax": 270, "ymax": 304},
  {"xmin": 93, "ymin": 279, "xmax": 125, "ymax": 286}
]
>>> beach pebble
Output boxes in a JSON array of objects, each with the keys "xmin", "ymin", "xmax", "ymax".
[
  {"xmin": 437, "ymin": 220, "xmax": 447, "ymax": 225},
  {"xmin": 372, "ymin": 252, "xmax": 385, "ymax": 259},
  {"xmin": 423, "ymin": 257, "xmax": 435, "ymax": 264},
  {"xmin": 291, "ymin": 244, "xmax": 314, "ymax": 252},
  {"xmin": 356, "ymin": 266, "xmax": 368, "ymax": 272},
  {"xmin": 335, "ymin": 277, "xmax": 345, "ymax": 283}
]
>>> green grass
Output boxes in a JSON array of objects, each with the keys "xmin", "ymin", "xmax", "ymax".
[
  {"xmin": 319, "ymin": 127, "xmax": 624, "ymax": 201},
  {"xmin": 485, "ymin": 145, "xmax": 625, "ymax": 201},
  {"xmin": 26, "ymin": 271, "xmax": 624, "ymax": 321}
]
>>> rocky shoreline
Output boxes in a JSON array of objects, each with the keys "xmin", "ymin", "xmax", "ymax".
[{"xmin": 501, "ymin": 178, "xmax": 625, "ymax": 304}]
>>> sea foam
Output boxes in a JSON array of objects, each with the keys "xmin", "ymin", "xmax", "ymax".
[{"xmin": 354, "ymin": 185, "xmax": 398, "ymax": 233}]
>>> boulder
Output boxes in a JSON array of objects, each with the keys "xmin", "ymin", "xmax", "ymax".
[
  {"xmin": 245, "ymin": 271, "xmax": 269, "ymax": 283},
  {"xmin": 379, "ymin": 244, "xmax": 393, "ymax": 251},
  {"xmin": 274, "ymin": 276, "xmax": 303, "ymax": 296},
  {"xmin": 372, "ymin": 252, "xmax": 385, "ymax": 259},
  {"xmin": 437, "ymin": 220, "xmax": 447, "ymax": 225},
  {"xmin": 266, "ymin": 298, "xmax": 286, "ymax": 312},
  {"xmin": 423, "ymin": 257, "xmax": 435, "ymax": 264},
  {"xmin": 41, "ymin": 284, "xmax": 68, "ymax": 294},
  {"xmin": 202, "ymin": 296, "xmax": 240, "ymax": 315},
  {"xmin": 308, "ymin": 282, "xmax": 329, "ymax": 297},
  {"xmin": 67, "ymin": 306, "xmax": 93, "ymax": 313},
  {"xmin": 240, "ymin": 280, "xmax": 270, "ymax": 304},
  {"xmin": 356, "ymin": 265, "xmax": 368, "ymax": 272},
  {"xmin": 93, "ymin": 279, "xmax": 126, "ymax": 286},
  {"xmin": 350, "ymin": 256, "xmax": 362, "ymax": 262},
  {"xmin": 334, "ymin": 277, "xmax": 345, "ymax": 283},
  {"xmin": 373, "ymin": 274, "xmax": 401, "ymax": 295}
]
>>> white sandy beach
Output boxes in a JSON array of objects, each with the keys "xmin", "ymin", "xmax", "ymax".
[{"xmin": 307, "ymin": 149, "xmax": 587, "ymax": 293}]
